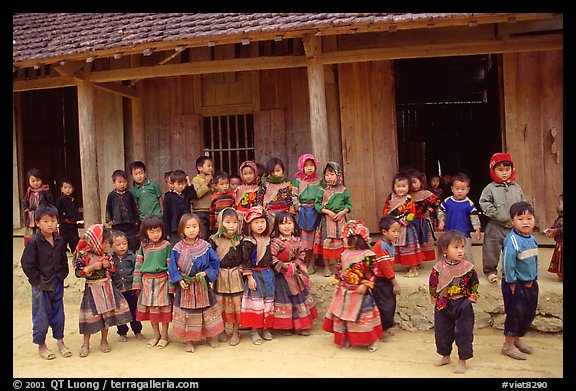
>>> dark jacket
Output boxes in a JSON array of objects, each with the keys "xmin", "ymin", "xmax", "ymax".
[
  {"xmin": 110, "ymin": 250, "xmax": 137, "ymax": 292},
  {"xmin": 20, "ymin": 232, "xmax": 69, "ymax": 291},
  {"xmin": 105, "ymin": 190, "xmax": 139, "ymax": 225},
  {"xmin": 55, "ymin": 194, "xmax": 81, "ymax": 224},
  {"xmin": 162, "ymin": 187, "xmax": 197, "ymax": 235}
]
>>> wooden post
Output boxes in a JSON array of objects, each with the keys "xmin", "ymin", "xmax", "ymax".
[
  {"xmin": 77, "ymin": 79, "xmax": 102, "ymax": 226},
  {"xmin": 303, "ymin": 34, "xmax": 329, "ymax": 166}
]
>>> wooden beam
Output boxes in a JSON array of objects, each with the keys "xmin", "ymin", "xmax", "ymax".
[
  {"xmin": 12, "ymin": 77, "xmax": 77, "ymax": 91},
  {"xmin": 93, "ymin": 82, "xmax": 139, "ymax": 99},
  {"xmin": 88, "ymin": 55, "xmax": 307, "ymax": 83},
  {"xmin": 321, "ymin": 33, "xmax": 563, "ymax": 64}
]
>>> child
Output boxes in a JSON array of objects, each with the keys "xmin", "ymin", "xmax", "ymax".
[
  {"xmin": 371, "ymin": 215, "xmax": 401, "ymax": 339},
  {"xmin": 314, "ymin": 162, "xmax": 352, "ymax": 277},
  {"xmin": 22, "ymin": 168, "xmax": 55, "ymax": 246},
  {"xmin": 208, "ymin": 208, "xmax": 245, "ymax": 346},
  {"xmin": 322, "ymin": 220, "xmax": 382, "ymax": 352},
  {"xmin": 500, "ymin": 201, "xmax": 539, "ymax": 360},
  {"xmin": 105, "ymin": 169, "xmax": 140, "ymax": 253},
  {"xmin": 429, "ymin": 230, "xmax": 479, "ymax": 374},
  {"xmin": 382, "ymin": 171, "xmax": 424, "ymax": 277},
  {"xmin": 437, "ymin": 172, "xmax": 482, "ymax": 262},
  {"xmin": 428, "ymin": 174, "xmax": 444, "ymax": 231},
  {"xmin": 479, "ymin": 152, "xmax": 526, "ymax": 283},
  {"xmin": 292, "ymin": 153, "xmax": 322, "ymax": 274},
  {"xmin": 164, "ymin": 170, "xmax": 174, "ymax": 193},
  {"xmin": 209, "ymin": 170, "xmax": 235, "ymax": 234},
  {"xmin": 162, "ymin": 169, "xmax": 198, "ymax": 247},
  {"xmin": 20, "ymin": 205, "xmax": 72, "ymax": 360},
  {"xmin": 55, "ymin": 177, "xmax": 80, "ymax": 255},
  {"xmin": 191, "ymin": 155, "xmax": 214, "ymax": 241},
  {"xmin": 74, "ymin": 224, "xmax": 132, "ymax": 357},
  {"xmin": 409, "ymin": 169, "xmax": 441, "ymax": 262},
  {"xmin": 109, "ymin": 230, "xmax": 144, "ymax": 342},
  {"xmin": 240, "ymin": 206, "xmax": 276, "ymax": 345},
  {"xmin": 545, "ymin": 193, "xmax": 563, "ymax": 281},
  {"xmin": 133, "ymin": 215, "xmax": 173, "ymax": 349},
  {"xmin": 168, "ymin": 213, "xmax": 224, "ymax": 352},
  {"xmin": 270, "ymin": 211, "xmax": 317, "ymax": 335},
  {"xmin": 129, "ymin": 160, "xmax": 164, "ymax": 220},
  {"xmin": 256, "ymin": 157, "xmax": 294, "ymax": 229},
  {"xmin": 229, "ymin": 173, "xmax": 242, "ymax": 193},
  {"xmin": 441, "ymin": 174, "xmax": 453, "ymax": 198},
  {"xmin": 233, "ymin": 160, "xmax": 260, "ymax": 235}
]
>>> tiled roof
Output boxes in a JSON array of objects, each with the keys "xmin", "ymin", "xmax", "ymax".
[{"xmin": 13, "ymin": 13, "xmax": 487, "ymax": 65}]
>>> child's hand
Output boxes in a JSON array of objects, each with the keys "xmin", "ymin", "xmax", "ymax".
[
  {"xmin": 92, "ymin": 262, "xmax": 103, "ymax": 271},
  {"xmin": 282, "ymin": 263, "xmax": 289, "ymax": 271},
  {"xmin": 544, "ymin": 228, "xmax": 553, "ymax": 237},
  {"xmin": 196, "ymin": 271, "xmax": 207, "ymax": 278},
  {"xmin": 247, "ymin": 276, "xmax": 257, "ymax": 291},
  {"xmin": 334, "ymin": 211, "xmax": 346, "ymax": 222},
  {"xmin": 438, "ymin": 221, "xmax": 445, "ymax": 231},
  {"xmin": 204, "ymin": 175, "xmax": 213, "ymax": 185},
  {"xmin": 179, "ymin": 280, "xmax": 189, "ymax": 290},
  {"xmin": 102, "ymin": 259, "xmax": 111, "ymax": 269},
  {"xmin": 356, "ymin": 284, "xmax": 367, "ymax": 294},
  {"xmin": 474, "ymin": 229, "xmax": 481, "ymax": 241}
]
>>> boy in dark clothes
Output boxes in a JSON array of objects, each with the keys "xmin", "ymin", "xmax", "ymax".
[
  {"xmin": 55, "ymin": 177, "xmax": 80, "ymax": 254},
  {"xmin": 105, "ymin": 169, "xmax": 140, "ymax": 253},
  {"xmin": 162, "ymin": 169, "xmax": 197, "ymax": 247},
  {"xmin": 20, "ymin": 205, "xmax": 72, "ymax": 360}
]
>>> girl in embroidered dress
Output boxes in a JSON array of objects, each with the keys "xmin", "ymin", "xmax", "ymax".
[
  {"xmin": 314, "ymin": 162, "xmax": 352, "ymax": 277},
  {"xmin": 240, "ymin": 206, "xmax": 276, "ymax": 345},
  {"xmin": 382, "ymin": 171, "xmax": 425, "ymax": 278},
  {"xmin": 429, "ymin": 230, "xmax": 479, "ymax": 374},
  {"xmin": 23, "ymin": 168, "xmax": 55, "ymax": 246},
  {"xmin": 545, "ymin": 193, "xmax": 563, "ymax": 281},
  {"xmin": 256, "ymin": 157, "xmax": 294, "ymax": 229},
  {"xmin": 208, "ymin": 208, "xmax": 245, "ymax": 346},
  {"xmin": 409, "ymin": 169, "xmax": 441, "ymax": 262},
  {"xmin": 233, "ymin": 160, "xmax": 260, "ymax": 235},
  {"xmin": 168, "ymin": 213, "xmax": 224, "ymax": 352},
  {"xmin": 322, "ymin": 220, "xmax": 382, "ymax": 352},
  {"xmin": 270, "ymin": 211, "xmax": 318, "ymax": 336},
  {"xmin": 292, "ymin": 153, "xmax": 322, "ymax": 274},
  {"xmin": 133, "ymin": 216, "xmax": 173, "ymax": 349},
  {"xmin": 74, "ymin": 224, "xmax": 132, "ymax": 357}
]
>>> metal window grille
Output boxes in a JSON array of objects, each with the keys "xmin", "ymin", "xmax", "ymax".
[{"xmin": 203, "ymin": 114, "xmax": 255, "ymax": 176}]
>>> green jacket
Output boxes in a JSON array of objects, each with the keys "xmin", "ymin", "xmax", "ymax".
[{"xmin": 479, "ymin": 181, "xmax": 526, "ymax": 228}]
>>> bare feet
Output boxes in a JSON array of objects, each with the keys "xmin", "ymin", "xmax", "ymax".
[
  {"xmin": 453, "ymin": 359, "xmax": 466, "ymax": 374},
  {"xmin": 135, "ymin": 332, "xmax": 145, "ymax": 340},
  {"xmin": 206, "ymin": 336, "xmax": 220, "ymax": 348},
  {"xmin": 434, "ymin": 355, "xmax": 451, "ymax": 366},
  {"xmin": 118, "ymin": 335, "xmax": 128, "ymax": 342}
]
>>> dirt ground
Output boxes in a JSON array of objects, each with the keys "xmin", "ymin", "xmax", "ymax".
[{"xmin": 12, "ymin": 235, "xmax": 564, "ymax": 380}]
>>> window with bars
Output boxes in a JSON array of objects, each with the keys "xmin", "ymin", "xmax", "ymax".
[{"xmin": 203, "ymin": 114, "xmax": 255, "ymax": 176}]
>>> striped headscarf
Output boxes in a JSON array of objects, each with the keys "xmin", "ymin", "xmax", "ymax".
[
  {"xmin": 341, "ymin": 219, "xmax": 371, "ymax": 245},
  {"xmin": 73, "ymin": 224, "xmax": 112, "ymax": 264}
]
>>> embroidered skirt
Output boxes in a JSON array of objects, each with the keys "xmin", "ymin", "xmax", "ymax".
[
  {"xmin": 394, "ymin": 223, "xmax": 425, "ymax": 266},
  {"xmin": 172, "ymin": 285, "xmax": 224, "ymax": 341},
  {"xmin": 272, "ymin": 272, "xmax": 317, "ymax": 330},
  {"xmin": 136, "ymin": 272, "xmax": 173, "ymax": 323},
  {"xmin": 413, "ymin": 217, "xmax": 436, "ymax": 261},
  {"xmin": 79, "ymin": 278, "xmax": 132, "ymax": 335},
  {"xmin": 214, "ymin": 267, "xmax": 244, "ymax": 323},
  {"xmin": 240, "ymin": 267, "xmax": 275, "ymax": 329}
]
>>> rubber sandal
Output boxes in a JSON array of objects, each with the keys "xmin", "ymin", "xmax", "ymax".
[
  {"xmin": 218, "ymin": 332, "xmax": 228, "ymax": 343},
  {"xmin": 100, "ymin": 341, "xmax": 111, "ymax": 353},
  {"xmin": 488, "ymin": 273, "xmax": 498, "ymax": 283},
  {"xmin": 39, "ymin": 349, "xmax": 56, "ymax": 360},
  {"xmin": 58, "ymin": 345, "xmax": 72, "ymax": 358},
  {"xmin": 501, "ymin": 345, "xmax": 527, "ymax": 360},
  {"xmin": 206, "ymin": 337, "xmax": 220, "ymax": 348},
  {"xmin": 229, "ymin": 333, "xmax": 240, "ymax": 346},
  {"xmin": 404, "ymin": 270, "xmax": 415, "ymax": 278},
  {"xmin": 297, "ymin": 329, "xmax": 310, "ymax": 336},
  {"xmin": 251, "ymin": 332, "xmax": 263, "ymax": 345},
  {"xmin": 156, "ymin": 339, "xmax": 170, "ymax": 349},
  {"xmin": 515, "ymin": 341, "xmax": 534, "ymax": 354},
  {"xmin": 146, "ymin": 338, "xmax": 159, "ymax": 348},
  {"xmin": 323, "ymin": 268, "xmax": 332, "ymax": 277},
  {"xmin": 79, "ymin": 345, "xmax": 89, "ymax": 358},
  {"xmin": 367, "ymin": 341, "xmax": 379, "ymax": 352},
  {"xmin": 262, "ymin": 329, "xmax": 274, "ymax": 340}
]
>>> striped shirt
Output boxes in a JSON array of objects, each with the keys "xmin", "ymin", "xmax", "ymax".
[{"xmin": 501, "ymin": 229, "xmax": 538, "ymax": 283}]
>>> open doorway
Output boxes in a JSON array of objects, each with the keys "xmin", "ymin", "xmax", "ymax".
[{"xmin": 394, "ymin": 54, "xmax": 503, "ymax": 227}]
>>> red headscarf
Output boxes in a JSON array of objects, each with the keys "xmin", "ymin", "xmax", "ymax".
[
  {"xmin": 489, "ymin": 152, "xmax": 516, "ymax": 184},
  {"xmin": 294, "ymin": 153, "xmax": 319, "ymax": 182},
  {"xmin": 341, "ymin": 219, "xmax": 371, "ymax": 245},
  {"xmin": 244, "ymin": 205, "xmax": 267, "ymax": 223}
]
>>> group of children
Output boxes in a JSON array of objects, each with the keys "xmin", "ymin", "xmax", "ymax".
[{"xmin": 20, "ymin": 151, "xmax": 562, "ymax": 374}]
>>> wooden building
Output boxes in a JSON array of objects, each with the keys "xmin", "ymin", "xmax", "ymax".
[{"xmin": 13, "ymin": 13, "xmax": 563, "ymax": 232}]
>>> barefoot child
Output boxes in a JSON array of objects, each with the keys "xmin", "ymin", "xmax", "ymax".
[
  {"xmin": 133, "ymin": 216, "xmax": 173, "ymax": 349},
  {"xmin": 20, "ymin": 205, "xmax": 72, "ymax": 360},
  {"xmin": 168, "ymin": 213, "xmax": 224, "ymax": 352},
  {"xmin": 209, "ymin": 208, "xmax": 245, "ymax": 346},
  {"xmin": 429, "ymin": 230, "xmax": 479, "ymax": 374},
  {"xmin": 74, "ymin": 224, "xmax": 132, "ymax": 357},
  {"xmin": 109, "ymin": 230, "xmax": 145, "ymax": 342}
]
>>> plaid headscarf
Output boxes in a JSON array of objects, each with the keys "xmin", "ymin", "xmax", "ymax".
[
  {"xmin": 341, "ymin": 219, "xmax": 371, "ymax": 245},
  {"xmin": 73, "ymin": 224, "xmax": 112, "ymax": 264}
]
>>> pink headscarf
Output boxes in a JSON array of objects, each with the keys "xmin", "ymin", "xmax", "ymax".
[{"xmin": 294, "ymin": 153, "xmax": 319, "ymax": 182}]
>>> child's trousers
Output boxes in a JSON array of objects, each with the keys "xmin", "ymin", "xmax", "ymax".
[
  {"xmin": 502, "ymin": 279, "xmax": 539, "ymax": 337},
  {"xmin": 372, "ymin": 277, "xmax": 396, "ymax": 330},
  {"xmin": 482, "ymin": 221, "xmax": 511, "ymax": 276},
  {"xmin": 434, "ymin": 297, "xmax": 474, "ymax": 360},
  {"xmin": 31, "ymin": 280, "xmax": 65, "ymax": 345}
]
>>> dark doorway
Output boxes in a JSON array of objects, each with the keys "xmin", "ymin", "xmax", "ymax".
[
  {"xmin": 394, "ymin": 54, "xmax": 503, "ymax": 227},
  {"xmin": 17, "ymin": 88, "xmax": 82, "ymax": 216}
]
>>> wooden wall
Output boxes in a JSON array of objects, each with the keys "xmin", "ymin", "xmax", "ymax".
[
  {"xmin": 503, "ymin": 50, "xmax": 563, "ymax": 230},
  {"xmin": 338, "ymin": 61, "xmax": 399, "ymax": 232}
]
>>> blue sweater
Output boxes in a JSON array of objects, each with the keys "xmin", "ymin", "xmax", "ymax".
[
  {"xmin": 501, "ymin": 229, "xmax": 538, "ymax": 283},
  {"xmin": 437, "ymin": 196, "xmax": 480, "ymax": 238}
]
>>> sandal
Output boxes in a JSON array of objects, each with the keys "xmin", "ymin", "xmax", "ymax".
[
  {"xmin": 515, "ymin": 341, "xmax": 534, "ymax": 354},
  {"xmin": 367, "ymin": 341, "xmax": 379, "ymax": 352},
  {"xmin": 100, "ymin": 341, "xmax": 111, "ymax": 353},
  {"xmin": 404, "ymin": 270, "xmax": 415, "ymax": 278},
  {"xmin": 487, "ymin": 273, "xmax": 498, "ymax": 283},
  {"xmin": 206, "ymin": 337, "xmax": 220, "ymax": 348},
  {"xmin": 218, "ymin": 332, "xmax": 228, "ymax": 343},
  {"xmin": 79, "ymin": 345, "xmax": 90, "ymax": 358},
  {"xmin": 146, "ymin": 338, "xmax": 160, "ymax": 348},
  {"xmin": 39, "ymin": 348, "xmax": 56, "ymax": 360},
  {"xmin": 262, "ymin": 329, "xmax": 274, "ymax": 340},
  {"xmin": 251, "ymin": 332, "xmax": 263, "ymax": 345},
  {"xmin": 323, "ymin": 268, "xmax": 332, "ymax": 277},
  {"xmin": 156, "ymin": 339, "xmax": 170, "ymax": 349},
  {"xmin": 229, "ymin": 333, "xmax": 240, "ymax": 346},
  {"xmin": 501, "ymin": 344, "xmax": 527, "ymax": 360},
  {"xmin": 297, "ymin": 329, "xmax": 310, "ymax": 336},
  {"xmin": 185, "ymin": 342, "xmax": 195, "ymax": 353},
  {"xmin": 58, "ymin": 345, "xmax": 72, "ymax": 358}
]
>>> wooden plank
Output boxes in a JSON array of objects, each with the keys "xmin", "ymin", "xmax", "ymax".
[
  {"xmin": 325, "ymin": 64, "xmax": 342, "ymax": 166},
  {"xmin": 76, "ymin": 80, "xmax": 102, "ymax": 225},
  {"xmin": 13, "ymin": 77, "xmax": 77, "ymax": 91}
]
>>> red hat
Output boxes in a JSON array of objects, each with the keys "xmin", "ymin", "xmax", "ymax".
[
  {"xmin": 244, "ymin": 205, "xmax": 266, "ymax": 223},
  {"xmin": 489, "ymin": 152, "xmax": 516, "ymax": 184},
  {"xmin": 341, "ymin": 219, "xmax": 371, "ymax": 244}
]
